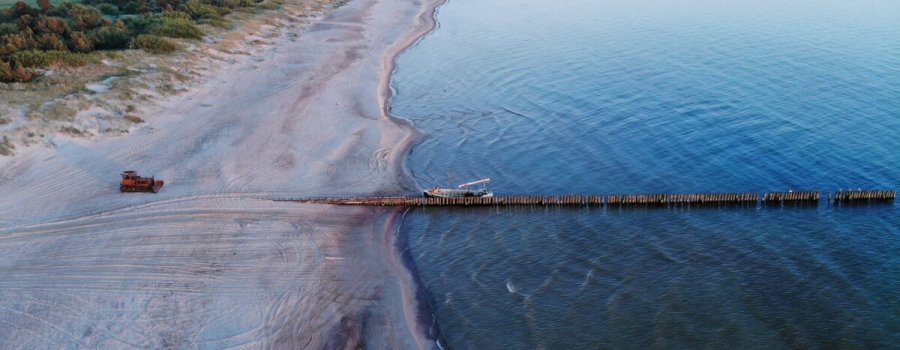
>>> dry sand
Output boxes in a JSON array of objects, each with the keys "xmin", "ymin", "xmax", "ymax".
[{"xmin": 0, "ymin": 0, "xmax": 443, "ymax": 348}]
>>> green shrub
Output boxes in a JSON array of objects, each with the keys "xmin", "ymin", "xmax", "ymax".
[
  {"xmin": 80, "ymin": 0, "xmax": 119, "ymax": 5},
  {"xmin": 32, "ymin": 16, "xmax": 69, "ymax": 36},
  {"xmin": 156, "ymin": 0, "xmax": 183, "ymax": 11},
  {"xmin": 10, "ymin": 1, "xmax": 38, "ymax": 19},
  {"xmin": 0, "ymin": 32, "xmax": 36, "ymax": 55},
  {"xmin": 61, "ymin": 4, "xmax": 104, "ymax": 30},
  {"xmin": 150, "ymin": 16, "xmax": 201, "ymax": 39},
  {"xmin": 180, "ymin": 0, "xmax": 225, "ymax": 20},
  {"xmin": 37, "ymin": 0, "xmax": 54, "ymax": 13},
  {"xmin": 94, "ymin": 3, "xmax": 120, "ymax": 16},
  {"xmin": 120, "ymin": 1, "xmax": 150, "ymax": 14},
  {"xmin": 84, "ymin": 0, "xmax": 152, "ymax": 13},
  {"xmin": 121, "ymin": 15, "xmax": 154, "ymax": 34},
  {"xmin": 36, "ymin": 32, "xmax": 65, "ymax": 50},
  {"xmin": 0, "ymin": 0, "xmax": 229, "ymax": 74},
  {"xmin": 212, "ymin": 0, "xmax": 250, "ymax": 9},
  {"xmin": 91, "ymin": 23, "xmax": 131, "ymax": 49},
  {"xmin": 121, "ymin": 1, "xmax": 138, "ymax": 14},
  {"xmin": 130, "ymin": 34, "xmax": 179, "ymax": 53},
  {"xmin": 0, "ymin": 23, "xmax": 19, "ymax": 35},
  {"xmin": 16, "ymin": 14, "xmax": 33, "ymax": 31},
  {"xmin": 0, "ymin": 59, "xmax": 33, "ymax": 82},
  {"xmin": 125, "ymin": 14, "xmax": 201, "ymax": 37},
  {"xmin": 67, "ymin": 30, "xmax": 93, "ymax": 52},
  {"xmin": 160, "ymin": 10, "xmax": 191, "ymax": 20}
]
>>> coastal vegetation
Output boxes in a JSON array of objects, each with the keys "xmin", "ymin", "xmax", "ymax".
[
  {"xmin": 0, "ymin": 0, "xmax": 260, "ymax": 82},
  {"xmin": 0, "ymin": 0, "xmax": 328, "ymax": 157}
]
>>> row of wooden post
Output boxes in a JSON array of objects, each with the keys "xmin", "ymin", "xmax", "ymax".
[
  {"xmin": 762, "ymin": 191, "xmax": 820, "ymax": 204},
  {"xmin": 831, "ymin": 190, "xmax": 896, "ymax": 203},
  {"xmin": 279, "ymin": 189, "xmax": 894, "ymax": 207}
]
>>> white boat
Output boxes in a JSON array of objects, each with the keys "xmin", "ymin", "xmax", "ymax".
[{"xmin": 423, "ymin": 178, "xmax": 493, "ymax": 198}]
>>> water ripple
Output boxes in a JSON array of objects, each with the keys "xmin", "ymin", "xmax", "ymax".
[{"xmin": 393, "ymin": 0, "xmax": 900, "ymax": 347}]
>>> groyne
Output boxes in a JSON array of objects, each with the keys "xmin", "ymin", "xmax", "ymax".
[{"xmin": 275, "ymin": 189, "xmax": 894, "ymax": 208}]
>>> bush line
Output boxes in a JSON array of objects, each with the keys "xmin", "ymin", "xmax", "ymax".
[{"xmin": 1, "ymin": 0, "xmax": 265, "ymax": 82}]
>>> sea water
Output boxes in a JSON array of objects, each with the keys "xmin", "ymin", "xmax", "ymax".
[{"xmin": 390, "ymin": 0, "xmax": 899, "ymax": 347}]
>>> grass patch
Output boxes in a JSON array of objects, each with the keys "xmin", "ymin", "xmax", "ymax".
[
  {"xmin": 26, "ymin": 102, "xmax": 75, "ymax": 120},
  {"xmin": 27, "ymin": 100, "xmax": 43, "ymax": 113},
  {"xmin": 130, "ymin": 34, "xmax": 180, "ymax": 53},
  {"xmin": 151, "ymin": 16, "xmax": 203, "ymax": 39},
  {"xmin": 181, "ymin": 1, "xmax": 228, "ymax": 26},
  {"xmin": 14, "ymin": 50, "xmax": 118, "ymax": 68},
  {"xmin": 157, "ymin": 82, "xmax": 178, "ymax": 94},
  {"xmin": 44, "ymin": 102, "xmax": 76, "ymax": 120},
  {"xmin": 58, "ymin": 125, "xmax": 86, "ymax": 135},
  {"xmin": 255, "ymin": 1, "xmax": 279, "ymax": 10},
  {"xmin": 123, "ymin": 114, "xmax": 143, "ymax": 123},
  {"xmin": 0, "ymin": 135, "xmax": 14, "ymax": 156}
]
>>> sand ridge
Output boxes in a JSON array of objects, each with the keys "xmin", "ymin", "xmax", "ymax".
[{"xmin": 0, "ymin": 0, "xmax": 444, "ymax": 348}]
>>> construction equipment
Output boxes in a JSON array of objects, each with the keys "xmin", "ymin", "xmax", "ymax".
[{"xmin": 120, "ymin": 170, "xmax": 164, "ymax": 193}]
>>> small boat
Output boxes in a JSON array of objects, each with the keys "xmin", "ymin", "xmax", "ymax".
[{"xmin": 424, "ymin": 178, "xmax": 493, "ymax": 198}]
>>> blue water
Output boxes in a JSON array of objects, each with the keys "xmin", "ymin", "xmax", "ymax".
[{"xmin": 390, "ymin": 0, "xmax": 900, "ymax": 347}]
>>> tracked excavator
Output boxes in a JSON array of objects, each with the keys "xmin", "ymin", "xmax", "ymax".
[{"xmin": 120, "ymin": 170, "xmax": 164, "ymax": 193}]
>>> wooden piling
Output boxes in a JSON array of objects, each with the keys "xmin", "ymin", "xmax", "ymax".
[
  {"xmin": 276, "ymin": 189, "xmax": 889, "ymax": 208},
  {"xmin": 834, "ymin": 189, "xmax": 896, "ymax": 204}
]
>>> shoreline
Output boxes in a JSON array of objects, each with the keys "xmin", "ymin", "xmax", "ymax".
[
  {"xmin": 350, "ymin": 0, "xmax": 448, "ymax": 346},
  {"xmin": 375, "ymin": 0, "xmax": 450, "ymax": 346},
  {"xmin": 372, "ymin": 0, "xmax": 448, "ymax": 196},
  {"xmin": 393, "ymin": 206, "xmax": 445, "ymax": 346},
  {"xmin": 0, "ymin": 0, "xmax": 447, "ymax": 347}
]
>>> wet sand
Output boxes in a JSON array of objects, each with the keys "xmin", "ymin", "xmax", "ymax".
[{"xmin": 0, "ymin": 0, "xmax": 443, "ymax": 348}]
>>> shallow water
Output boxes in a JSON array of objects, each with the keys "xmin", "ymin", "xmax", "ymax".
[{"xmin": 391, "ymin": 0, "xmax": 899, "ymax": 347}]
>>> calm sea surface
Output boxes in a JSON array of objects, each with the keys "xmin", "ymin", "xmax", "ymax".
[{"xmin": 390, "ymin": 0, "xmax": 900, "ymax": 348}]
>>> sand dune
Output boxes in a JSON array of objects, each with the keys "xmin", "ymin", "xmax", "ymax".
[{"xmin": 0, "ymin": 0, "xmax": 442, "ymax": 348}]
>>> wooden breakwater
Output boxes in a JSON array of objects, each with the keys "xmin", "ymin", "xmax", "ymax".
[
  {"xmin": 276, "ymin": 189, "xmax": 894, "ymax": 207},
  {"xmin": 832, "ymin": 190, "xmax": 897, "ymax": 204},
  {"xmin": 763, "ymin": 191, "xmax": 820, "ymax": 205}
]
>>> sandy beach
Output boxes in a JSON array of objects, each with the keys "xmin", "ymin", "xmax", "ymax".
[{"xmin": 0, "ymin": 0, "xmax": 442, "ymax": 348}]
